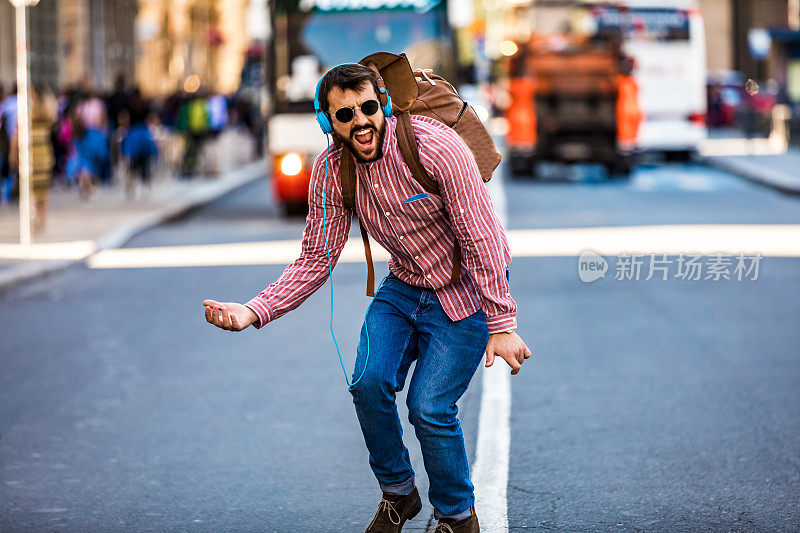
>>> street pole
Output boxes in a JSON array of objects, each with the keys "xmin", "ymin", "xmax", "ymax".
[
  {"xmin": 790, "ymin": 0, "xmax": 800, "ymax": 31},
  {"xmin": 14, "ymin": 2, "xmax": 32, "ymax": 249}
]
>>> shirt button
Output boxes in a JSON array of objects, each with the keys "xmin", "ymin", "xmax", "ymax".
[
  {"xmin": 414, "ymin": 255, "xmax": 419, "ymax": 259},
  {"xmin": 427, "ymin": 274, "xmax": 432, "ymax": 279},
  {"xmin": 399, "ymin": 235, "xmax": 404, "ymax": 240},
  {"xmin": 385, "ymin": 211, "xmax": 390, "ymax": 217},
  {"xmin": 460, "ymin": 208, "xmax": 465, "ymax": 213},
  {"xmin": 374, "ymin": 183, "xmax": 379, "ymax": 188}
]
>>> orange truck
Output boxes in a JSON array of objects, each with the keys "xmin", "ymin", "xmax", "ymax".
[{"xmin": 505, "ymin": 34, "xmax": 641, "ymax": 179}]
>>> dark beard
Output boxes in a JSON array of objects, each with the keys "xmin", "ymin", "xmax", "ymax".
[{"xmin": 336, "ymin": 121, "xmax": 386, "ymax": 163}]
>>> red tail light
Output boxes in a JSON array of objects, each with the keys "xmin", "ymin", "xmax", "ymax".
[{"xmin": 688, "ymin": 112, "xmax": 706, "ymax": 126}]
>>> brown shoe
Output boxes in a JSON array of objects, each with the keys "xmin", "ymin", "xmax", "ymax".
[
  {"xmin": 365, "ymin": 486, "xmax": 423, "ymax": 533},
  {"xmin": 431, "ymin": 504, "xmax": 479, "ymax": 533}
]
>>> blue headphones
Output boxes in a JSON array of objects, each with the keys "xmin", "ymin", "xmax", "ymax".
[{"xmin": 314, "ymin": 62, "xmax": 393, "ymax": 134}]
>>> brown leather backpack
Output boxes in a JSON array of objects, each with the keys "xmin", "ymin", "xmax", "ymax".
[{"xmin": 338, "ymin": 52, "xmax": 501, "ymax": 296}]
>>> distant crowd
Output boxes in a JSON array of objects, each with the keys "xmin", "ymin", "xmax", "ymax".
[{"xmin": 0, "ymin": 75, "xmax": 264, "ymax": 233}]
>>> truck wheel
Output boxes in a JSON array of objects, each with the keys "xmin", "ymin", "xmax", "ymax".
[
  {"xmin": 606, "ymin": 161, "xmax": 632, "ymax": 180},
  {"xmin": 282, "ymin": 201, "xmax": 308, "ymax": 218},
  {"xmin": 664, "ymin": 150, "xmax": 692, "ymax": 163},
  {"xmin": 508, "ymin": 154, "xmax": 535, "ymax": 179},
  {"xmin": 529, "ymin": 161, "xmax": 540, "ymax": 180},
  {"xmin": 508, "ymin": 155, "xmax": 530, "ymax": 178}
]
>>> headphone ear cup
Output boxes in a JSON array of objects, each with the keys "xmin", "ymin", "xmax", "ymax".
[
  {"xmin": 382, "ymin": 94, "xmax": 393, "ymax": 118},
  {"xmin": 316, "ymin": 111, "xmax": 333, "ymax": 134}
]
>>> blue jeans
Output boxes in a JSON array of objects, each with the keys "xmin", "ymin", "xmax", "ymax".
[{"xmin": 348, "ymin": 271, "xmax": 490, "ymax": 519}]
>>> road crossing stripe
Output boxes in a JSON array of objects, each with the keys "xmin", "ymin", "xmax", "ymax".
[{"xmin": 82, "ymin": 224, "xmax": 800, "ymax": 269}]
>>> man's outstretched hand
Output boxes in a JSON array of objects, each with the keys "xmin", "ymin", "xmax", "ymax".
[
  {"xmin": 203, "ymin": 300, "xmax": 258, "ymax": 332},
  {"xmin": 485, "ymin": 331, "xmax": 532, "ymax": 375}
]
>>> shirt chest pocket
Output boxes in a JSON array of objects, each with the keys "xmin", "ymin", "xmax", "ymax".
[{"xmin": 399, "ymin": 192, "xmax": 444, "ymax": 223}]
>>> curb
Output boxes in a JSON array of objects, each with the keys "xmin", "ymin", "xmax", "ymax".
[
  {"xmin": 0, "ymin": 161, "xmax": 266, "ymax": 292},
  {"xmin": 699, "ymin": 155, "xmax": 800, "ymax": 196}
]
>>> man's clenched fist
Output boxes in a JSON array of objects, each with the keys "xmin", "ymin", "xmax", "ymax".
[
  {"xmin": 203, "ymin": 300, "xmax": 258, "ymax": 332},
  {"xmin": 485, "ymin": 331, "xmax": 532, "ymax": 375}
]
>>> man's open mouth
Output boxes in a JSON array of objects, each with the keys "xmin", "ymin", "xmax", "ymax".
[{"xmin": 353, "ymin": 128, "xmax": 375, "ymax": 150}]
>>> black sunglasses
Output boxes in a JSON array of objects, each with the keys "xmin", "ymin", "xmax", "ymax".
[{"xmin": 333, "ymin": 99, "xmax": 381, "ymax": 124}]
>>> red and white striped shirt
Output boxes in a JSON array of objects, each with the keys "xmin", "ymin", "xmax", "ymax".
[{"xmin": 245, "ymin": 114, "xmax": 517, "ymax": 334}]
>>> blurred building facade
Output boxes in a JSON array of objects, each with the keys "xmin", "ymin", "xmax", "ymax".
[
  {"xmin": 698, "ymin": 0, "xmax": 794, "ymax": 74},
  {"xmin": 135, "ymin": 0, "xmax": 256, "ymax": 96},
  {"xmin": 0, "ymin": 1, "xmax": 61, "ymax": 88},
  {"xmin": 1, "ymin": 0, "xmax": 796, "ymax": 102},
  {"xmin": 0, "ymin": 0, "xmax": 136, "ymax": 90},
  {"xmin": 61, "ymin": 0, "xmax": 138, "ymax": 89},
  {"xmin": 0, "ymin": 0, "xmax": 267, "ymax": 96},
  {"xmin": 717, "ymin": 0, "xmax": 799, "ymax": 105}
]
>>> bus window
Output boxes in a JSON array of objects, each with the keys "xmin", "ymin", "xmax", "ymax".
[
  {"xmin": 593, "ymin": 7, "xmax": 690, "ymax": 43},
  {"xmin": 272, "ymin": 0, "xmax": 453, "ymax": 114}
]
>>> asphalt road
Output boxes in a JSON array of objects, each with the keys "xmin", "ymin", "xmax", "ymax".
[{"xmin": 1, "ymin": 160, "xmax": 799, "ymax": 532}]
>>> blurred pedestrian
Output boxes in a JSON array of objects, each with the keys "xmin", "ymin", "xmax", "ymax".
[
  {"xmin": 616, "ymin": 56, "xmax": 642, "ymax": 154},
  {"xmin": 234, "ymin": 94, "xmax": 265, "ymax": 157},
  {"xmin": 1, "ymin": 84, "xmax": 18, "ymax": 206},
  {"xmin": 107, "ymin": 73, "xmax": 130, "ymax": 132},
  {"xmin": 29, "ymin": 85, "xmax": 56, "ymax": 233},
  {"xmin": 76, "ymin": 89, "xmax": 107, "ymax": 132},
  {"xmin": 208, "ymin": 93, "xmax": 229, "ymax": 136},
  {"xmin": 1, "ymin": 83, "xmax": 18, "ymax": 134},
  {"xmin": 0, "ymin": 84, "xmax": 9, "ymax": 207},
  {"xmin": 121, "ymin": 89, "xmax": 158, "ymax": 197},
  {"xmin": 107, "ymin": 74, "xmax": 131, "ymax": 178},
  {"xmin": 76, "ymin": 89, "xmax": 112, "ymax": 185},
  {"xmin": 177, "ymin": 90, "xmax": 210, "ymax": 177},
  {"xmin": 51, "ymin": 93, "xmax": 74, "ymax": 187},
  {"xmin": 707, "ymin": 82, "xmax": 723, "ymax": 128},
  {"xmin": 159, "ymin": 91, "xmax": 184, "ymax": 130},
  {"xmin": 68, "ymin": 111, "xmax": 108, "ymax": 200}
]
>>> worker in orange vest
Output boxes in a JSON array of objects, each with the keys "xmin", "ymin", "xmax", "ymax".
[
  {"xmin": 616, "ymin": 56, "xmax": 643, "ymax": 153},
  {"xmin": 507, "ymin": 77, "xmax": 537, "ymax": 149}
]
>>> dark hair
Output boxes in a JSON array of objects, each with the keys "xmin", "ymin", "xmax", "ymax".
[{"xmin": 318, "ymin": 64, "xmax": 380, "ymax": 115}]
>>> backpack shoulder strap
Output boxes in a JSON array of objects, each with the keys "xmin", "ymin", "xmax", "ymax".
[
  {"xmin": 395, "ymin": 112, "xmax": 439, "ymax": 195},
  {"xmin": 338, "ymin": 146, "xmax": 356, "ymax": 210},
  {"xmin": 395, "ymin": 112, "xmax": 462, "ymax": 285},
  {"xmin": 357, "ymin": 216, "xmax": 376, "ymax": 297}
]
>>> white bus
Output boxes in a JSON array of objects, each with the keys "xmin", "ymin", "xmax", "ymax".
[{"xmin": 591, "ymin": 0, "xmax": 707, "ymax": 157}]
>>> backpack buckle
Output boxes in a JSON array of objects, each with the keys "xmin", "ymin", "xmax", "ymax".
[{"xmin": 414, "ymin": 69, "xmax": 437, "ymax": 86}]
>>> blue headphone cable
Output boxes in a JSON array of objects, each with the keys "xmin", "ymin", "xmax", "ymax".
[{"xmin": 321, "ymin": 134, "xmax": 372, "ymax": 389}]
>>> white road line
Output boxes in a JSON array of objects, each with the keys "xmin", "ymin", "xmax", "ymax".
[
  {"xmin": 472, "ymin": 364, "xmax": 511, "ymax": 532},
  {"xmin": 80, "ymin": 224, "xmax": 800, "ymax": 269},
  {"xmin": 0, "ymin": 240, "xmax": 96, "ymax": 260},
  {"xmin": 471, "ymin": 165, "xmax": 511, "ymax": 531}
]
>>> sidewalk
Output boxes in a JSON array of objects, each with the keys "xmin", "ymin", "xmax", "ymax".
[
  {"xmin": 0, "ymin": 160, "xmax": 266, "ymax": 291},
  {"xmin": 698, "ymin": 129, "xmax": 800, "ymax": 195}
]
